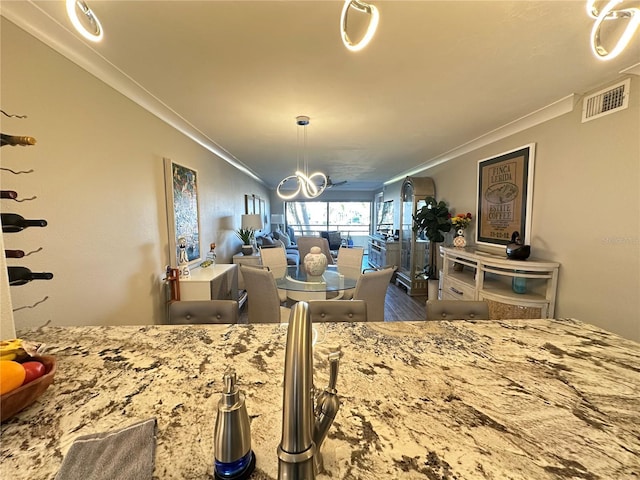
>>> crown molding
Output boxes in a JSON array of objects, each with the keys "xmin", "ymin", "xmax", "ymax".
[{"xmin": 385, "ymin": 94, "xmax": 576, "ymax": 185}]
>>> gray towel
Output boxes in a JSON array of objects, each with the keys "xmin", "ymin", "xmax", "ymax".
[{"xmin": 55, "ymin": 418, "xmax": 157, "ymax": 480}]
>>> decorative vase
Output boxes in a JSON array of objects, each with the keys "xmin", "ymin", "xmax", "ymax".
[
  {"xmin": 241, "ymin": 245, "xmax": 254, "ymax": 256},
  {"xmin": 205, "ymin": 243, "xmax": 217, "ymax": 266},
  {"xmin": 453, "ymin": 228, "xmax": 467, "ymax": 248},
  {"xmin": 303, "ymin": 246, "xmax": 327, "ymax": 282},
  {"xmin": 512, "ymin": 271, "xmax": 527, "ymax": 294}
]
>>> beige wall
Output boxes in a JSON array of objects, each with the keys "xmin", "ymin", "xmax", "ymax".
[
  {"xmin": 384, "ymin": 76, "xmax": 640, "ymax": 341},
  {"xmin": 1, "ymin": 20, "xmax": 270, "ymax": 329}
]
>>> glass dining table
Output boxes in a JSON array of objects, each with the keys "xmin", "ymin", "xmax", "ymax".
[{"xmin": 274, "ymin": 265, "xmax": 358, "ymax": 295}]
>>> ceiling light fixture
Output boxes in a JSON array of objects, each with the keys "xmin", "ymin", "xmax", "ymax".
[
  {"xmin": 66, "ymin": 0, "xmax": 103, "ymax": 42},
  {"xmin": 586, "ymin": 0, "xmax": 640, "ymax": 60},
  {"xmin": 340, "ymin": 0, "xmax": 380, "ymax": 52},
  {"xmin": 276, "ymin": 116, "xmax": 327, "ymax": 200}
]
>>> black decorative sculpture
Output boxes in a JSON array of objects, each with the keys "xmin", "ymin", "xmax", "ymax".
[{"xmin": 506, "ymin": 231, "xmax": 531, "ymax": 260}]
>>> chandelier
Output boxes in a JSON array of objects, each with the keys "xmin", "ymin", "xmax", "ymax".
[
  {"xmin": 586, "ymin": 0, "xmax": 640, "ymax": 60},
  {"xmin": 340, "ymin": 0, "xmax": 380, "ymax": 52},
  {"xmin": 276, "ymin": 116, "xmax": 328, "ymax": 200},
  {"xmin": 66, "ymin": 0, "xmax": 103, "ymax": 42}
]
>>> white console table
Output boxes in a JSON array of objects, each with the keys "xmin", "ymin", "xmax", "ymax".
[
  {"xmin": 440, "ymin": 246, "xmax": 559, "ymax": 319},
  {"xmin": 179, "ymin": 264, "xmax": 238, "ymax": 302}
]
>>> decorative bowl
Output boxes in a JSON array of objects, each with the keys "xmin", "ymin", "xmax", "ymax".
[{"xmin": 1, "ymin": 355, "xmax": 56, "ymax": 423}]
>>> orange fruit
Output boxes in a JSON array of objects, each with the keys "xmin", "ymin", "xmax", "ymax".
[{"xmin": 0, "ymin": 360, "xmax": 26, "ymax": 395}]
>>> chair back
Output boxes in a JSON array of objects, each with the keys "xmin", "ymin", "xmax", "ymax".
[
  {"xmin": 353, "ymin": 266, "xmax": 396, "ymax": 322},
  {"xmin": 240, "ymin": 264, "xmax": 290, "ymax": 323},
  {"xmin": 308, "ymin": 300, "xmax": 367, "ymax": 322},
  {"xmin": 320, "ymin": 231, "xmax": 343, "ymax": 251},
  {"xmin": 286, "ymin": 226, "xmax": 297, "ymax": 244},
  {"xmin": 169, "ymin": 300, "xmax": 238, "ymax": 324},
  {"xmin": 336, "ymin": 246, "xmax": 364, "ymax": 280},
  {"xmin": 425, "ymin": 300, "xmax": 490, "ymax": 320},
  {"xmin": 297, "ymin": 236, "xmax": 335, "ymax": 265},
  {"xmin": 259, "ymin": 246, "xmax": 288, "ymax": 278}
]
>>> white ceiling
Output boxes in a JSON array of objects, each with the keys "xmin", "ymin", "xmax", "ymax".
[{"xmin": 3, "ymin": 1, "xmax": 639, "ymax": 191}]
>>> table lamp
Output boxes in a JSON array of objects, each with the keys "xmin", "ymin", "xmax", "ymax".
[{"xmin": 241, "ymin": 214, "xmax": 263, "ymax": 253}]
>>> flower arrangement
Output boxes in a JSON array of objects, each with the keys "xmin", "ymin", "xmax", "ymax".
[{"xmin": 451, "ymin": 212, "xmax": 473, "ymax": 232}]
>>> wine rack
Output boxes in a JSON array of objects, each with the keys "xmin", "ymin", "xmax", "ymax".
[{"xmin": 1, "ymin": 112, "xmax": 53, "ymax": 311}]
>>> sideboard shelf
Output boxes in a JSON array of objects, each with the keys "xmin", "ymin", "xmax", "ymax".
[
  {"xmin": 440, "ymin": 246, "xmax": 560, "ymax": 318},
  {"xmin": 368, "ymin": 235, "xmax": 400, "ymax": 270}
]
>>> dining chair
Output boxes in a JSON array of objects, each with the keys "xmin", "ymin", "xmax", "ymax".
[
  {"xmin": 240, "ymin": 264, "xmax": 291, "ymax": 323},
  {"xmin": 297, "ymin": 236, "xmax": 335, "ymax": 265},
  {"xmin": 333, "ymin": 246, "xmax": 364, "ymax": 299},
  {"xmin": 259, "ymin": 245, "xmax": 289, "ymax": 303},
  {"xmin": 352, "ymin": 266, "xmax": 397, "ymax": 322},
  {"xmin": 425, "ymin": 300, "xmax": 490, "ymax": 320},
  {"xmin": 308, "ymin": 299, "xmax": 367, "ymax": 322},
  {"xmin": 168, "ymin": 300, "xmax": 239, "ymax": 324}
]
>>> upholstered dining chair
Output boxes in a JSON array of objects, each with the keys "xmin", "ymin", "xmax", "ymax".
[
  {"xmin": 296, "ymin": 236, "xmax": 335, "ymax": 265},
  {"xmin": 352, "ymin": 266, "xmax": 397, "ymax": 322},
  {"xmin": 240, "ymin": 264, "xmax": 291, "ymax": 323},
  {"xmin": 259, "ymin": 245, "xmax": 288, "ymax": 303},
  {"xmin": 425, "ymin": 300, "xmax": 490, "ymax": 320},
  {"xmin": 169, "ymin": 300, "xmax": 239, "ymax": 324},
  {"xmin": 333, "ymin": 246, "xmax": 364, "ymax": 299},
  {"xmin": 308, "ymin": 299, "xmax": 367, "ymax": 322}
]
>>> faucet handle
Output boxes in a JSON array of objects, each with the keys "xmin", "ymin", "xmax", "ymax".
[{"xmin": 326, "ymin": 350, "xmax": 340, "ymax": 393}]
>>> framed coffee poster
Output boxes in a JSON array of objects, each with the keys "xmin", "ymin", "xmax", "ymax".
[{"xmin": 476, "ymin": 144, "xmax": 535, "ymax": 247}]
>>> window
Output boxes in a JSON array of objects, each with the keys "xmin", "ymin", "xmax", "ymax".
[{"xmin": 285, "ymin": 201, "xmax": 371, "ymax": 248}]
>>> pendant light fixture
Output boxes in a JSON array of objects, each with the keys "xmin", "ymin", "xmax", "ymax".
[
  {"xmin": 277, "ymin": 116, "xmax": 328, "ymax": 200},
  {"xmin": 586, "ymin": 0, "xmax": 639, "ymax": 60},
  {"xmin": 340, "ymin": 0, "xmax": 380, "ymax": 52},
  {"xmin": 66, "ymin": 0, "xmax": 104, "ymax": 42}
]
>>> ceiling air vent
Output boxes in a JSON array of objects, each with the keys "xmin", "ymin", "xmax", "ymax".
[{"xmin": 582, "ymin": 79, "xmax": 630, "ymax": 122}]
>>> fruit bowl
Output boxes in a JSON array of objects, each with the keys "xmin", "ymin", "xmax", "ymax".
[{"xmin": 1, "ymin": 355, "xmax": 56, "ymax": 423}]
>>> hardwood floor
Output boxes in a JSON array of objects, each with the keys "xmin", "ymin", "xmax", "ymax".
[
  {"xmin": 384, "ymin": 281, "xmax": 428, "ymax": 321},
  {"xmin": 239, "ymin": 254, "xmax": 428, "ymax": 322}
]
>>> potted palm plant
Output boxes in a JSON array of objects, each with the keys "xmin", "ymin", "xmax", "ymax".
[
  {"xmin": 412, "ymin": 196, "xmax": 451, "ymax": 294},
  {"xmin": 236, "ymin": 227, "xmax": 255, "ymax": 255}
]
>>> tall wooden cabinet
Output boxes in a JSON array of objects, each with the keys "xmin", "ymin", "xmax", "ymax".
[{"xmin": 397, "ymin": 176, "xmax": 436, "ymax": 295}]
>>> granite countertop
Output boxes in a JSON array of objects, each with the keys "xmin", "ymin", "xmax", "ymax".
[{"xmin": 1, "ymin": 319, "xmax": 639, "ymax": 479}]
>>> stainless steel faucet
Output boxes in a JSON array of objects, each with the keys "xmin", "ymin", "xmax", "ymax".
[{"xmin": 277, "ymin": 301, "xmax": 341, "ymax": 480}]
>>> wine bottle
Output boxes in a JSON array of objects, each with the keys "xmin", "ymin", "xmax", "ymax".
[
  {"xmin": 4, "ymin": 250, "xmax": 25, "ymax": 258},
  {"xmin": 1, "ymin": 213, "xmax": 47, "ymax": 233},
  {"xmin": 1, "ymin": 190, "xmax": 18, "ymax": 199},
  {"xmin": 7, "ymin": 266, "xmax": 53, "ymax": 286},
  {"xmin": 1, "ymin": 133, "xmax": 36, "ymax": 147}
]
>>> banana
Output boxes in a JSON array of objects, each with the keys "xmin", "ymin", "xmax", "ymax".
[
  {"xmin": 0, "ymin": 339, "xmax": 25, "ymax": 361},
  {"xmin": 0, "ymin": 338, "xmax": 43, "ymax": 362}
]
